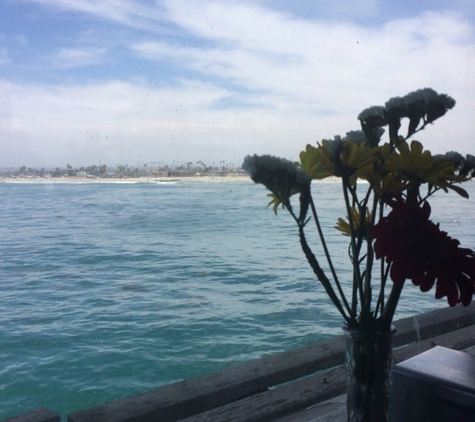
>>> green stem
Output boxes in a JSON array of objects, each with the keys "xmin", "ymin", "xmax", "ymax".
[
  {"xmin": 374, "ymin": 199, "xmax": 387, "ymax": 318},
  {"xmin": 381, "ymin": 280, "xmax": 405, "ymax": 330},
  {"xmin": 375, "ymin": 262, "xmax": 390, "ymax": 317},
  {"xmin": 298, "ymin": 223, "xmax": 350, "ymax": 323},
  {"xmin": 309, "ymin": 197, "xmax": 352, "ymax": 316},
  {"xmin": 362, "ymin": 194, "xmax": 380, "ymax": 316},
  {"xmin": 342, "ymin": 177, "xmax": 363, "ymax": 315},
  {"xmin": 363, "ymin": 233, "xmax": 373, "ymax": 317}
]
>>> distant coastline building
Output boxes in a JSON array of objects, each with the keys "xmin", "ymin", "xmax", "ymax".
[{"xmin": 151, "ymin": 169, "xmax": 172, "ymax": 177}]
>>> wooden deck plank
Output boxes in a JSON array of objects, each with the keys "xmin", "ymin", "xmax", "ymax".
[
  {"xmin": 177, "ymin": 324, "xmax": 475, "ymax": 422},
  {"xmin": 392, "ymin": 304, "xmax": 475, "ymax": 347},
  {"xmin": 177, "ymin": 367, "xmax": 346, "ymax": 422},
  {"xmin": 272, "ymin": 395, "xmax": 347, "ymax": 422},
  {"xmin": 394, "ymin": 324, "xmax": 475, "ymax": 363},
  {"xmin": 68, "ymin": 305, "xmax": 475, "ymax": 422},
  {"xmin": 278, "ymin": 332, "xmax": 475, "ymax": 422},
  {"xmin": 69, "ymin": 338, "xmax": 348, "ymax": 422}
]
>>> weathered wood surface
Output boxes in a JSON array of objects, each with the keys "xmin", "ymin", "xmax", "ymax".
[
  {"xmin": 178, "ymin": 324, "xmax": 475, "ymax": 422},
  {"xmin": 2, "ymin": 408, "xmax": 60, "ymax": 422},
  {"xmin": 273, "ymin": 395, "xmax": 347, "ymax": 422},
  {"xmin": 67, "ymin": 305, "xmax": 475, "ymax": 422},
  {"xmin": 277, "ymin": 333, "xmax": 475, "ymax": 422}
]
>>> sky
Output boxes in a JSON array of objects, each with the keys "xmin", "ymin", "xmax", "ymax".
[{"xmin": 0, "ymin": 0, "xmax": 474, "ymax": 169}]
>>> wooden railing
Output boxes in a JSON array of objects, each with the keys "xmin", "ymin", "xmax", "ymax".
[{"xmin": 3, "ymin": 304, "xmax": 475, "ymax": 422}]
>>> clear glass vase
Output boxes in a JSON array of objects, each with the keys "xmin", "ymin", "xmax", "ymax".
[{"xmin": 343, "ymin": 325, "xmax": 396, "ymax": 422}]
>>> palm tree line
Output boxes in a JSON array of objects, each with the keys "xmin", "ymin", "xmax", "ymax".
[{"xmin": 11, "ymin": 160, "xmax": 242, "ymax": 178}]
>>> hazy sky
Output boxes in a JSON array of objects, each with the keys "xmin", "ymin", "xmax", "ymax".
[{"xmin": 0, "ymin": 0, "xmax": 474, "ymax": 168}]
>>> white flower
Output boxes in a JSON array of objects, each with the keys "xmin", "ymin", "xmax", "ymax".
[
  {"xmin": 342, "ymin": 129, "xmax": 385, "ymax": 145},
  {"xmin": 342, "ymin": 130, "xmax": 368, "ymax": 145},
  {"xmin": 437, "ymin": 94, "xmax": 456, "ymax": 109},
  {"xmin": 385, "ymin": 96, "xmax": 405, "ymax": 111},
  {"xmin": 403, "ymin": 88, "xmax": 437, "ymax": 111},
  {"xmin": 461, "ymin": 154, "xmax": 475, "ymax": 177},
  {"xmin": 465, "ymin": 154, "xmax": 475, "ymax": 167},
  {"xmin": 434, "ymin": 151, "xmax": 463, "ymax": 165},
  {"xmin": 421, "ymin": 88, "xmax": 438, "ymax": 103},
  {"xmin": 434, "ymin": 151, "xmax": 475, "ymax": 178},
  {"xmin": 295, "ymin": 166, "xmax": 312, "ymax": 186},
  {"xmin": 358, "ymin": 106, "xmax": 387, "ymax": 134},
  {"xmin": 358, "ymin": 106, "xmax": 385, "ymax": 122},
  {"xmin": 326, "ymin": 136, "xmax": 344, "ymax": 157},
  {"xmin": 242, "ymin": 154, "xmax": 311, "ymax": 199},
  {"xmin": 434, "ymin": 152, "xmax": 464, "ymax": 177},
  {"xmin": 384, "ymin": 96, "xmax": 406, "ymax": 123},
  {"xmin": 399, "ymin": 88, "xmax": 456, "ymax": 135},
  {"xmin": 403, "ymin": 88, "xmax": 455, "ymax": 119},
  {"xmin": 243, "ymin": 154, "xmax": 299, "ymax": 176}
]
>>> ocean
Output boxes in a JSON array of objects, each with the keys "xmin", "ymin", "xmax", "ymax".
[{"xmin": 1, "ymin": 179, "xmax": 474, "ymax": 420}]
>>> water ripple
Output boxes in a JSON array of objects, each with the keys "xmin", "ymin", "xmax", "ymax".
[{"xmin": 0, "ymin": 181, "xmax": 474, "ymax": 419}]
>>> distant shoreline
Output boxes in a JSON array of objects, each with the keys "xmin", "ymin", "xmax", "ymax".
[
  {"xmin": 0, "ymin": 175, "xmax": 345, "ymax": 184},
  {"xmin": 0, "ymin": 175, "xmax": 253, "ymax": 183}
]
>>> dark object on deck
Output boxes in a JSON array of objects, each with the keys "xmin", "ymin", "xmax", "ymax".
[{"xmin": 390, "ymin": 346, "xmax": 475, "ymax": 422}]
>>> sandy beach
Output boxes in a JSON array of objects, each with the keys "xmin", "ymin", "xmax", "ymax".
[
  {"xmin": 0, "ymin": 175, "xmax": 346, "ymax": 184},
  {"xmin": 0, "ymin": 175, "xmax": 253, "ymax": 183}
]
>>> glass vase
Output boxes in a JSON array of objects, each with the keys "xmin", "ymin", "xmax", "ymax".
[{"xmin": 343, "ymin": 325, "xmax": 396, "ymax": 422}]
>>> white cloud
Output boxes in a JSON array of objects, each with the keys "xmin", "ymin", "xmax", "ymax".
[
  {"xmin": 132, "ymin": 6, "xmax": 474, "ymax": 115},
  {"xmin": 50, "ymin": 47, "xmax": 109, "ymax": 69},
  {"xmin": 24, "ymin": 0, "xmax": 171, "ymax": 33},
  {"xmin": 0, "ymin": 79, "xmax": 242, "ymax": 167},
  {"xmin": 0, "ymin": 48, "xmax": 10, "ymax": 65},
  {"xmin": 2, "ymin": 1, "xmax": 474, "ymax": 167}
]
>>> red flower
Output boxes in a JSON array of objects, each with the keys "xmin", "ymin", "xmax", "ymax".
[{"xmin": 372, "ymin": 196, "xmax": 475, "ymax": 306}]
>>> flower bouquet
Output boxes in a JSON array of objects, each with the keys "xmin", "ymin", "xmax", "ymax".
[{"xmin": 243, "ymin": 88, "xmax": 475, "ymax": 421}]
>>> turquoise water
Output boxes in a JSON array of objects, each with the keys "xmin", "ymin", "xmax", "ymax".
[{"xmin": 1, "ymin": 180, "xmax": 474, "ymax": 420}]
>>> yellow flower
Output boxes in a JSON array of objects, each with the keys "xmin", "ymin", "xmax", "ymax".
[
  {"xmin": 266, "ymin": 192, "xmax": 286, "ymax": 213},
  {"xmin": 377, "ymin": 173, "xmax": 409, "ymax": 196},
  {"xmin": 299, "ymin": 142, "xmax": 336, "ymax": 180},
  {"xmin": 388, "ymin": 140, "xmax": 468, "ymax": 197},
  {"xmin": 341, "ymin": 141, "xmax": 381, "ymax": 181},
  {"xmin": 335, "ymin": 207, "xmax": 373, "ymax": 238},
  {"xmin": 299, "ymin": 139, "xmax": 382, "ymax": 185},
  {"xmin": 358, "ymin": 143, "xmax": 409, "ymax": 196}
]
